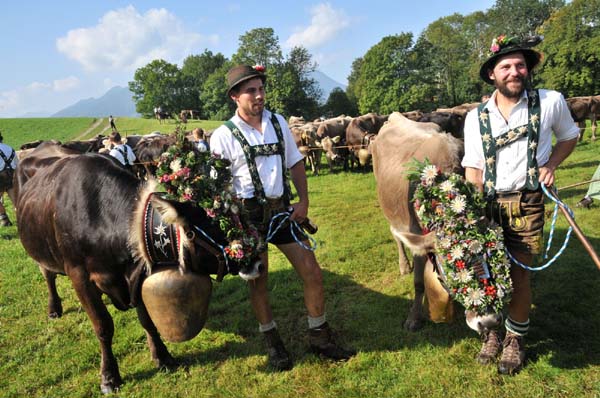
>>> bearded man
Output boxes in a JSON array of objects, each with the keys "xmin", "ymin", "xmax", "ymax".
[{"xmin": 462, "ymin": 35, "xmax": 579, "ymax": 374}]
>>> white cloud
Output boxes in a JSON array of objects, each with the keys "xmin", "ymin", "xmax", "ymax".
[
  {"xmin": 285, "ymin": 3, "xmax": 350, "ymax": 49},
  {"xmin": 56, "ymin": 5, "xmax": 219, "ymax": 72},
  {"xmin": 53, "ymin": 76, "xmax": 80, "ymax": 92},
  {"xmin": 0, "ymin": 76, "xmax": 83, "ymax": 116}
]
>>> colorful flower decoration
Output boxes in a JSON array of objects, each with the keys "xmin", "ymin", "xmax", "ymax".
[
  {"xmin": 156, "ymin": 129, "xmax": 265, "ymax": 271},
  {"xmin": 407, "ymin": 159, "xmax": 513, "ymax": 315},
  {"xmin": 489, "ymin": 34, "xmax": 517, "ymax": 54},
  {"xmin": 253, "ymin": 65, "xmax": 265, "ymax": 72}
]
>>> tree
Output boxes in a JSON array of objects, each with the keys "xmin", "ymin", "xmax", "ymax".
[
  {"xmin": 354, "ymin": 33, "xmax": 416, "ymax": 114},
  {"xmin": 267, "ymin": 47, "xmax": 321, "ymax": 119},
  {"xmin": 345, "ymin": 57, "xmax": 363, "ymax": 112},
  {"xmin": 486, "ymin": 0, "xmax": 565, "ymax": 38},
  {"xmin": 322, "ymin": 87, "xmax": 357, "ymax": 117},
  {"xmin": 181, "ymin": 50, "xmax": 227, "ymax": 118},
  {"xmin": 200, "ymin": 63, "xmax": 235, "ymax": 121},
  {"xmin": 129, "ymin": 59, "xmax": 186, "ymax": 117},
  {"xmin": 232, "ymin": 27, "xmax": 283, "ymax": 69},
  {"xmin": 538, "ymin": 0, "xmax": 600, "ymax": 96}
]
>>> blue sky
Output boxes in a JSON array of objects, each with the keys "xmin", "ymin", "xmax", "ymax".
[{"xmin": 0, "ymin": 1, "xmax": 496, "ymax": 118}]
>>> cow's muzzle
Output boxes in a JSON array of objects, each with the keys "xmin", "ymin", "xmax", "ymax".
[{"xmin": 238, "ymin": 259, "xmax": 264, "ymax": 281}]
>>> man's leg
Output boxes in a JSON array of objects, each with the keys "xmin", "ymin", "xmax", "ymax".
[
  {"xmin": 277, "ymin": 242, "xmax": 355, "ymax": 360},
  {"xmin": 0, "ymin": 195, "xmax": 12, "ymax": 226},
  {"xmin": 499, "ymin": 250, "xmax": 531, "ymax": 374},
  {"xmin": 247, "ymin": 251, "xmax": 292, "ymax": 371}
]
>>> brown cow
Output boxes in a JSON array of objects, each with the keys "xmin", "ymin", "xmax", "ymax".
[
  {"xmin": 372, "ymin": 112, "xmax": 501, "ymax": 333},
  {"xmin": 316, "ymin": 116, "xmax": 352, "ymax": 171},
  {"xmin": 436, "ymin": 102, "xmax": 480, "ymax": 118},
  {"xmin": 14, "ymin": 150, "xmax": 262, "ymax": 393},
  {"xmin": 566, "ymin": 96, "xmax": 599, "ymax": 141},
  {"xmin": 345, "ymin": 113, "xmax": 388, "ymax": 169},
  {"xmin": 291, "ymin": 122, "xmax": 322, "ymax": 175}
]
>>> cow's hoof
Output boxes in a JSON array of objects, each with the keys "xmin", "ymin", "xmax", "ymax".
[
  {"xmin": 155, "ymin": 353, "xmax": 178, "ymax": 370},
  {"xmin": 404, "ymin": 318, "xmax": 424, "ymax": 332},
  {"xmin": 100, "ymin": 376, "xmax": 122, "ymax": 395}
]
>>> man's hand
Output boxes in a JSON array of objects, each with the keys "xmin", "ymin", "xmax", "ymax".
[
  {"xmin": 288, "ymin": 201, "xmax": 308, "ymax": 223},
  {"xmin": 538, "ymin": 165, "xmax": 556, "ymax": 187}
]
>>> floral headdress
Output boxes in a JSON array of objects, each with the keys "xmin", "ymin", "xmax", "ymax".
[
  {"xmin": 407, "ymin": 160, "xmax": 513, "ymax": 315},
  {"xmin": 489, "ymin": 34, "xmax": 518, "ymax": 54},
  {"xmin": 156, "ymin": 128, "xmax": 265, "ymax": 272}
]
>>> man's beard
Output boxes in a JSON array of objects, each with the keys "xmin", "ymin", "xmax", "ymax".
[{"xmin": 496, "ymin": 76, "xmax": 529, "ymax": 98}]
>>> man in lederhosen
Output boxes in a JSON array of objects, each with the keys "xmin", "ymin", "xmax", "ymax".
[
  {"xmin": 462, "ymin": 35, "xmax": 579, "ymax": 374},
  {"xmin": 210, "ymin": 65, "xmax": 355, "ymax": 371}
]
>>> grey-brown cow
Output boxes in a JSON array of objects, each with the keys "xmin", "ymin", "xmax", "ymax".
[{"xmin": 371, "ymin": 112, "xmax": 501, "ymax": 333}]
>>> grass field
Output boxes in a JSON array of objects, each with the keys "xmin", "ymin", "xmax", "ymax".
[{"xmin": 0, "ymin": 120, "xmax": 598, "ymax": 397}]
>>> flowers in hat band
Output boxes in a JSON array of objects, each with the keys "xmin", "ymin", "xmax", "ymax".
[
  {"xmin": 253, "ymin": 65, "xmax": 265, "ymax": 72},
  {"xmin": 489, "ymin": 35, "xmax": 518, "ymax": 54}
]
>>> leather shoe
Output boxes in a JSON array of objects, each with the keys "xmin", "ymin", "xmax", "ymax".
[
  {"xmin": 309, "ymin": 322, "xmax": 356, "ymax": 361},
  {"xmin": 263, "ymin": 328, "xmax": 293, "ymax": 371},
  {"xmin": 576, "ymin": 197, "xmax": 593, "ymax": 209}
]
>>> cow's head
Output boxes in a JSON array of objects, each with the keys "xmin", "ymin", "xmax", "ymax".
[
  {"xmin": 465, "ymin": 310, "xmax": 503, "ymax": 334},
  {"xmin": 316, "ymin": 135, "xmax": 342, "ymax": 162},
  {"xmin": 133, "ymin": 185, "xmax": 263, "ymax": 281}
]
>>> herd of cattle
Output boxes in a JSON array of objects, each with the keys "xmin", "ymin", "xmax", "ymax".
[{"xmin": 0, "ymin": 93, "xmax": 598, "ymax": 393}]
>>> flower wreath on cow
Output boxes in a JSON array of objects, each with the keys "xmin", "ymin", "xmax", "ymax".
[
  {"xmin": 407, "ymin": 160, "xmax": 513, "ymax": 316},
  {"xmin": 156, "ymin": 131, "xmax": 266, "ymax": 274}
]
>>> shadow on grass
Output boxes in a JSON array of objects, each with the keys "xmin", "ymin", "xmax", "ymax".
[
  {"xmin": 127, "ymin": 264, "xmax": 477, "ymax": 386},
  {"xmin": 528, "ymin": 229, "xmax": 600, "ymax": 369}
]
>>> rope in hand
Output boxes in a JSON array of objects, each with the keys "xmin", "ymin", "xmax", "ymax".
[
  {"xmin": 506, "ymin": 183, "xmax": 573, "ymax": 271},
  {"xmin": 266, "ymin": 211, "xmax": 318, "ymax": 251}
]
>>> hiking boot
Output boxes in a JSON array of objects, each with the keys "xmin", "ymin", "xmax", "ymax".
[
  {"xmin": 476, "ymin": 329, "xmax": 502, "ymax": 364},
  {"xmin": 498, "ymin": 332, "xmax": 526, "ymax": 375},
  {"xmin": 308, "ymin": 322, "xmax": 356, "ymax": 361},
  {"xmin": 576, "ymin": 197, "xmax": 593, "ymax": 209},
  {"xmin": 0, "ymin": 214, "xmax": 12, "ymax": 227},
  {"xmin": 263, "ymin": 328, "xmax": 293, "ymax": 371}
]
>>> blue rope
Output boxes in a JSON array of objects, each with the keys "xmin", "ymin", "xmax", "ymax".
[
  {"xmin": 266, "ymin": 212, "xmax": 317, "ymax": 251},
  {"xmin": 192, "ymin": 225, "xmax": 231, "ymax": 271},
  {"xmin": 506, "ymin": 183, "xmax": 573, "ymax": 271}
]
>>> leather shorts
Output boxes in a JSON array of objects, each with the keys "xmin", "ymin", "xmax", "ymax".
[
  {"xmin": 486, "ymin": 189, "xmax": 545, "ymax": 255},
  {"xmin": 242, "ymin": 197, "xmax": 296, "ymax": 245}
]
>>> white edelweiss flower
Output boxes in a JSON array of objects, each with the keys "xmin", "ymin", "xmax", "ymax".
[
  {"xmin": 450, "ymin": 195, "xmax": 466, "ymax": 214},
  {"xmin": 421, "ymin": 165, "xmax": 438, "ymax": 181},
  {"xmin": 451, "ymin": 246, "xmax": 464, "ymax": 260},
  {"xmin": 210, "ymin": 166, "xmax": 218, "ymax": 179},
  {"xmin": 439, "ymin": 180, "xmax": 454, "ymax": 193},
  {"xmin": 439, "ymin": 236, "xmax": 452, "ymax": 249},
  {"xmin": 230, "ymin": 204, "xmax": 239, "ymax": 214},
  {"xmin": 170, "ymin": 158, "xmax": 182, "ymax": 173},
  {"xmin": 496, "ymin": 287, "xmax": 505, "ymax": 299},
  {"xmin": 417, "ymin": 205, "xmax": 425, "ymax": 218},
  {"xmin": 496, "ymin": 240, "xmax": 505, "ymax": 250},
  {"xmin": 213, "ymin": 199, "xmax": 221, "ymax": 209},
  {"xmin": 184, "ymin": 187, "xmax": 194, "ymax": 195},
  {"xmin": 456, "ymin": 269, "xmax": 473, "ymax": 283},
  {"xmin": 469, "ymin": 240, "xmax": 483, "ymax": 254},
  {"xmin": 465, "ymin": 287, "xmax": 485, "ymax": 307}
]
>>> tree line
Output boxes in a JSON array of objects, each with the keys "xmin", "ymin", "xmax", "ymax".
[{"xmin": 129, "ymin": 0, "xmax": 600, "ymax": 121}]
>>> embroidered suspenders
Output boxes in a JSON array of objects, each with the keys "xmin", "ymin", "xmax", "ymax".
[
  {"xmin": 224, "ymin": 114, "xmax": 293, "ymax": 206},
  {"xmin": 477, "ymin": 90, "xmax": 541, "ymax": 199}
]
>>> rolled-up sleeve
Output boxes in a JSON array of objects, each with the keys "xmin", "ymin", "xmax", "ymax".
[{"xmin": 461, "ymin": 110, "xmax": 485, "ymax": 170}]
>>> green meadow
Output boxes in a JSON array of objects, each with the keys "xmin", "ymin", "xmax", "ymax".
[{"xmin": 0, "ymin": 119, "xmax": 598, "ymax": 397}]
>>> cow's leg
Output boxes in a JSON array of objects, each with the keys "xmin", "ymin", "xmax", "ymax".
[
  {"xmin": 390, "ymin": 226, "xmax": 412, "ymax": 275},
  {"xmin": 578, "ymin": 121, "xmax": 586, "ymax": 142},
  {"xmin": 0, "ymin": 195, "xmax": 11, "ymax": 226},
  {"xmin": 39, "ymin": 266, "xmax": 63, "ymax": 318},
  {"xmin": 135, "ymin": 303, "xmax": 177, "ymax": 369},
  {"xmin": 592, "ymin": 117, "xmax": 597, "ymax": 141},
  {"xmin": 404, "ymin": 253, "xmax": 427, "ymax": 331},
  {"xmin": 66, "ymin": 264, "xmax": 122, "ymax": 394}
]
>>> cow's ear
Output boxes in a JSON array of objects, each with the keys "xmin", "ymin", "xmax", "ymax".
[
  {"xmin": 332, "ymin": 136, "xmax": 341, "ymax": 144},
  {"xmin": 151, "ymin": 195, "xmax": 189, "ymax": 227}
]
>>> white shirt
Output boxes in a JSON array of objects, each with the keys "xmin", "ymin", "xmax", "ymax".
[
  {"xmin": 462, "ymin": 89, "xmax": 579, "ymax": 192},
  {"xmin": 210, "ymin": 109, "xmax": 304, "ymax": 199},
  {"xmin": 0, "ymin": 143, "xmax": 18, "ymax": 170},
  {"xmin": 109, "ymin": 144, "xmax": 136, "ymax": 166}
]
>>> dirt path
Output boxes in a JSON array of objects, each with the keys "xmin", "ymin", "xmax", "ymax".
[{"xmin": 74, "ymin": 118, "xmax": 109, "ymax": 140}]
